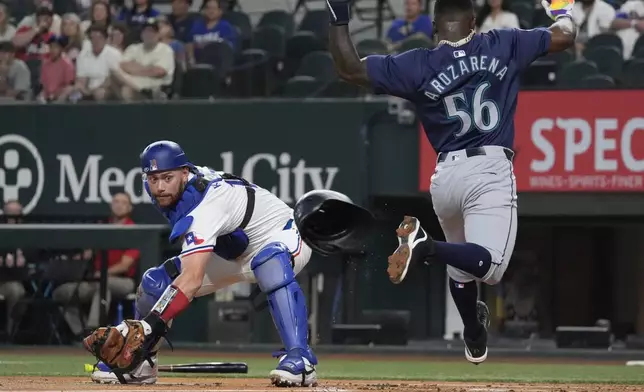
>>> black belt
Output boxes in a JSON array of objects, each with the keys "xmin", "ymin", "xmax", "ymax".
[{"xmin": 437, "ymin": 147, "xmax": 514, "ymax": 163}]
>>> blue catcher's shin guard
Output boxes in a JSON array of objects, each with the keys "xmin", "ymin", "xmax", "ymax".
[
  {"xmin": 135, "ymin": 257, "xmax": 182, "ymax": 319},
  {"xmin": 251, "ymin": 242, "xmax": 317, "ymax": 366},
  {"xmin": 136, "ymin": 258, "xmax": 181, "ymax": 351}
]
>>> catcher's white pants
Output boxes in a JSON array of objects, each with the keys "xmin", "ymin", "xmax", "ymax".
[{"xmin": 194, "ymin": 222, "xmax": 312, "ymax": 297}]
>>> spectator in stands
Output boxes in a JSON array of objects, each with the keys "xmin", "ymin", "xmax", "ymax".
[
  {"xmin": 186, "ymin": 0, "xmax": 237, "ymax": 66},
  {"xmin": 385, "ymin": 0, "xmax": 433, "ymax": 45},
  {"xmin": 13, "ymin": 6, "xmax": 55, "ymax": 62},
  {"xmin": 0, "ymin": 4, "xmax": 16, "ymax": 42},
  {"xmin": 38, "ymin": 35, "xmax": 75, "ymax": 102},
  {"xmin": 112, "ymin": 18, "xmax": 174, "ymax": 101},
  {"xmin": 52, "ymin": 192, "xmax": 140, "ymax": 336},
  {"xmin": 572, "ymin": 0, "xmax": 616, "ymax": 54},
  {"xmin": 159, "ymin": 17, "xmax": 186, "ymax": 70},
  {"xmin": 0, "ymin": 200, "xmax": 28, "ymax": 336},
  {"xmin": 109, "ymin": 22, "xmax": 129, "ymax": 52},
  {"xmin": 611, "ymin": 0, "xmax": 644, "ymax": 59},
  {"xmin": 80, "ymin": 1, "xmax": 111, "ymax": 34},
  {"xmin": 117, "ymin": 0, "xmax": 160, "ymax": 33},
  {"xmin": 17, "ymin": 0, "xmax": 61, "ymax": 36},
  {"xmin": 61, "ymin": 13, "xmax": 86, "ymax": 61},
  {"xmin": 476, "ymin": 0, "xmax": 520, "ymax": 33},
  {"xmin": 73, "ymin": 25, "xmax": 121, "ymax": 101},
  {"xmin": 168, "ymin": 0, "xmax": 196, "ymax": 43},
  {"xmin": 0, "ymin": 42, "xmax": 31, "ymax": 101}
]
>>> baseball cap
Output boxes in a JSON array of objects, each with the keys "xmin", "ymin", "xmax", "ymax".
[
  {"xmin": 47, "ymin": 35, "xmax": 68, "ymax": 46},
  {"xmin": 142, "ymin": 17, "xmax": 160, "ymax": 31}
]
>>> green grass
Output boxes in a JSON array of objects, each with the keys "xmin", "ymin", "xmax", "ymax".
[{"xmin": 0, "ymin": 353, "xmax": 643, "ymax": 384}]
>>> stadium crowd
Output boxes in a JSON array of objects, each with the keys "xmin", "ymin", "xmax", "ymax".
[{"xmin": 0, "ymin": 0, "xmax": 641, "ymax": 102}]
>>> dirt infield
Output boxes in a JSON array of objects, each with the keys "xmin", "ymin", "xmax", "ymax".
[{"xmin": 2, "ymin": 376, "xmax": 644, "ymax": 392}]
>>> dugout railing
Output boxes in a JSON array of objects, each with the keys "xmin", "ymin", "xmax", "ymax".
[{"xmin": 0, "ymin": 224, "xmax": 166, "ymax": 331}]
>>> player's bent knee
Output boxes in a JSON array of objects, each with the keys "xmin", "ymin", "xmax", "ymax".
[
  {"xmin": 135, "ymin": 260, "xmax": 179, "ymax": 317},
  {"xmin": 482, "ymin": 263, "xmax": 508, "ymax": 285},
  {"xmin": 250, "ymin": 242, "xmax": 294, "ymax": 294},
  {"xmin": 446, "ymin": 265, "xmax": 476, "ymax": 284}
]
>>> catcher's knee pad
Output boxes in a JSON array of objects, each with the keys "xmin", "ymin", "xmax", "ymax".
[
  {"xmin": 250, "ymin": 242, "xmax": 295, "ymax": 293},
  {"xmin": 251, "ymin": 242, "xmax": 308, "ymax": 350},
  {"xmin": 136, "ymin": 257, "xmax": 182, "ymax": 317}
]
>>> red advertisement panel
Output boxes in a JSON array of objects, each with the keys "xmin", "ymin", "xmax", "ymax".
[{"xmin": 419, "ymin": 90, "xmax": 644, "ymax": 192}]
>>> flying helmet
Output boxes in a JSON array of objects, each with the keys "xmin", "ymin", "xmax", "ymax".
[{"xmin": 294, "ymin": 190, "xmax": 374, "ymax": 256}]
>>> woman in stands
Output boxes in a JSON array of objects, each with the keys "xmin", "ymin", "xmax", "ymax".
[
  {"xmin": 80, "ymin": 1, "xmax": 111, "ymax": 34},
  {"xmin": 108, "ymin": 22, "xmax": 129, "ymax": 52},
  {"xmin": 61, "ymin": 13, "xmax": 86, "ymax": 61},
  {"xmin": 476, "ymin": 0, "xmax": 520, "ymax": 33},
  {"xmin": 0, "ymin": 3, "xmax": 16, "ymax": 41}
]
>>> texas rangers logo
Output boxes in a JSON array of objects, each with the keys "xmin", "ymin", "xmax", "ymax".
[
  {"xmin": 185, "ymin": 232, "xmax": 204, "ymax": 246},
  {"xmin": 150, "ymin": 159, "xmax": 158, "ymax": 171}
]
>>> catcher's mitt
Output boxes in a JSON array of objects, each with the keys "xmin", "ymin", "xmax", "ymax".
[{"xmin": 83, "ymin": 320, "xmax": 147, "ymax": 373}]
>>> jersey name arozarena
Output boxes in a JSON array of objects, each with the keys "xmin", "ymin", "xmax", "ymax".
[{"xmin": 425, "ymin": 55, "xmax": 509, "ymax": 100}]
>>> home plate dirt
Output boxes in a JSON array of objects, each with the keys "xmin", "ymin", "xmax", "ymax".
[{"xmin": 1, "ymin": 377, "xmax": 644, "ymax": 392}]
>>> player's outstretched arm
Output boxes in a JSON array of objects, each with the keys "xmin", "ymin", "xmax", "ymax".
[
  {"xmin": 326, "ymin": 0, "xmax": 427, "ymax": 99},
  {"xmin": 542, "ymin": 0, "xmax": 578, "ymax": 53},
  {"xmin": 327, "ymin": 1, "xmax": 370, "ymax": 87}
]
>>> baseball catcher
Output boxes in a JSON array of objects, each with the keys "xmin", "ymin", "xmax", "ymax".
[{"xmin": 83, "ymin": 141, "xmax": 373, "ymax": 386}]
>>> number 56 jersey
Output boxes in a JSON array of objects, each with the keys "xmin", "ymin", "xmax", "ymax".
[
  {"xmin": 179, "ymin": 166, "xmax": 311, "ymax": 296},
  {"xmin": 365, "ymin": 28, "xmax": 552, "ymax": 153}
]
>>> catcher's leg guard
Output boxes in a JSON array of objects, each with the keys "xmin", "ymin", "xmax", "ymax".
[
  {"xmin": 251, "ymin": 242, "xmax": 317, "ymax": 387},
  {"xmin": 136, "ymin": 257, "xmax": 182, "ymax": 318}
]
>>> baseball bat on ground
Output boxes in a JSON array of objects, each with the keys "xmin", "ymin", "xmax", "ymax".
[{"xmin": 158, "ymin": 362, "xmax": 248, "ymax": 374}]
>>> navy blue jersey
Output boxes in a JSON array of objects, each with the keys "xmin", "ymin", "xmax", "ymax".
[{"xmin": 366, "ymin": 28, "xmax": 551, "ymax": 153}]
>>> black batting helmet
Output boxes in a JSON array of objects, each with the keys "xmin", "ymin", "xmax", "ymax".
[{"xmin": 294, "ymin": 190, "xmax": 374, "ymax": 256}]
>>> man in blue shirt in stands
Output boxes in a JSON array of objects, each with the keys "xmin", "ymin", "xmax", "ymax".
[
  {"xmin": 386, "ymin": 0, "xmax": 433, "ymax": 44},
  {"xmin": 186, "ymin": 0, "xmax": 238, "ymax": 66}
]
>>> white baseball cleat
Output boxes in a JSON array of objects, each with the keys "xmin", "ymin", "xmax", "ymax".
[
  {"xmin": 387, "ymin": 216, "xmax": 430, "ymax": 284},
  {"xmin": 269, "ymin": 350, "xmax": 318, "ymax": 388},
  {"xmin": 91, "ymin": 355, "xmax": 158, "ymax": 384}
]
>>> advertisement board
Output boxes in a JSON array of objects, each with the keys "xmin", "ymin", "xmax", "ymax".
[{"xmin": 419, "ymin": 90, "xmax": 644, "ymax": 192}]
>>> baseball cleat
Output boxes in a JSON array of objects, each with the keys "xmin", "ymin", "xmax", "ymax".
[
  {"xmin": 464, "ymin": 301, "xmax": 491, "ymax": 365},
  {"xmin": 90, "ymin": 355, "xmax": 158, "ymax": 384},
  {"xmin": 387, "ymin": 216, "xmax": 430, "ymax": 284},
  {"xmin": 269, "ymin": 348, "xmax": 318, "ymax": 387}
]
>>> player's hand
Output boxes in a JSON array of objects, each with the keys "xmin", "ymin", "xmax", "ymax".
[
  {"xmin": 83, "ymin": 320, "xmax": 147, "ymax": 372},
  {"xmin": 541, "ymin": 0, "xmax": 574, "ymax": 21},
  {"xmin": 326, "ymin": 0, "xmax": 351, "ymax": 26}
]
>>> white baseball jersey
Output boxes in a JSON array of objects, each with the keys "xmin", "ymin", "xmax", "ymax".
[{"xmin": 177, "ymin": 166, "xmax": 311, "ymax": 297}]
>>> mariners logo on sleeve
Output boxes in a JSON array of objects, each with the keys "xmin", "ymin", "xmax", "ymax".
[{"xmin": 185, "ymin": 232, "xmax": 204, "ymax": 246}]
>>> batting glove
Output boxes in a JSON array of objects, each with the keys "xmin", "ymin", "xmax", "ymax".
[
  {"xmin": 326, "ymin": 0, "xmax": 351, "ymax": 26},
  {"xmin": 541, "ymin": 0, "xmax": 575, "ymax": 21}
]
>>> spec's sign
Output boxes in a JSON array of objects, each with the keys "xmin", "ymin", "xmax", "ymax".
[{"xmin": 419, "ymin": 90, "xmax": 644, "ymax": 192}]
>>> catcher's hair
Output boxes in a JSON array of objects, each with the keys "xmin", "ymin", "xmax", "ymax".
[{"xmin": 434, "ymin": 0, "xmax": 475, "ymax": 18}]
